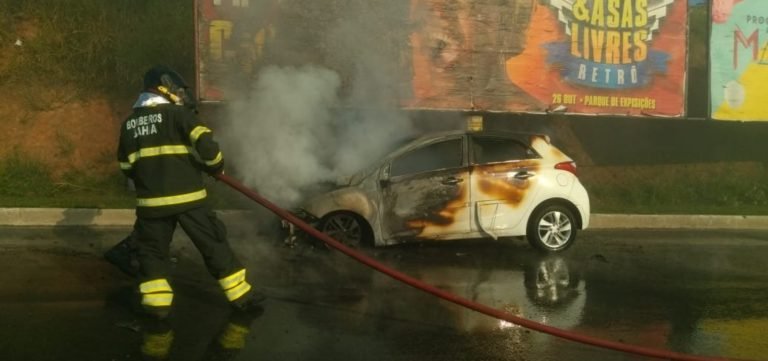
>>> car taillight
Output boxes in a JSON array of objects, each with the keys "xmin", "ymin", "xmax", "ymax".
[{"xmin": 555, "ymin": 161, "xmax": 578, "ymax": 176}]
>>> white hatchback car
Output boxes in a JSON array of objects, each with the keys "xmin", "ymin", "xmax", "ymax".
[{"xmin": 285, "ymin": 130, "xmax": 590, "ymax": 253}]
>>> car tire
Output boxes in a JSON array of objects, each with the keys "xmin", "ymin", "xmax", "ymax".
[
  {"xmin": 526, "ymin": 204, "xmax": 577, "ymax": 253},
  {"xmin": 318, "ymin": 212, "xmax": 372, "ymax": 249}
]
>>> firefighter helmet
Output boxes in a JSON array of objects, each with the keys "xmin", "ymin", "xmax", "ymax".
[{"xmin": 143, "ymin": 65, "xmax": 196, "ymax": 110}]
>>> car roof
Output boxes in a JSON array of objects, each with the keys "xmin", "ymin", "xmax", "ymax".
[
  {"xmin": 413, "ymin": 129, "xmax": 550, "ymax": 145},
  {"xmin": 348, "ymin": 129, "xmax": 555, "ymax": 182}
]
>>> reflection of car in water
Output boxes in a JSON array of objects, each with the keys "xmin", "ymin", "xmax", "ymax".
[
  {"xmin": 524, "ymin": 256, "xmax": 581, "ymax": 308},
  {"xmin": 284, "ymin": 130, "xmax": 590, "ymax": 252},
  {"xmin": 405, "ymin": 252, "xmax": 586, "ymax": 333},
  {"xmin": 273, "ymin": 243, "xmax": 585, "ymax": 359}
]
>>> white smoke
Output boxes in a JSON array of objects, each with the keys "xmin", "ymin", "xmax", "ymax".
[
  {"xmin": 222, "ymin": 65, "xmax": 342, "ymax": 206},
  {"xmin": 219, "ymin": 0, "xmax": 417, "ymax": 207}
]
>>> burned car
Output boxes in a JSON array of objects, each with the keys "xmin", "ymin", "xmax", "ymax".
[{"xmin": 284, "ymin": 130, "xmax": 590, "ymax": 253}]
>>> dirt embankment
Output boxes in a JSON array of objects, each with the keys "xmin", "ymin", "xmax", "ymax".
[{"xmin": 0, "ymin": 91, "xmax": 127, "ymax": 179}]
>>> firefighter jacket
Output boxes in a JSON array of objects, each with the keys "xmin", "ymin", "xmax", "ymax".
[{"xmin": 118, "ymin": 93, "xmax": 224, "ymax": 218}]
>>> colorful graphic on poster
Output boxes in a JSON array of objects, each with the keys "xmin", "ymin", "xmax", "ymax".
[
  {"xmin": 710, "ymin": 0, "xmax": 768, "ymax": 121},
  {"xmin": 409, "ymin": 0, "xmax": 688, "ymax": 115},
  {"xmin": 196, "ymin": 0, "xmax": 279, "ymax": 102}
]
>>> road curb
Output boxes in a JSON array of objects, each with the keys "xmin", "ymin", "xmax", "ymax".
[
  {"xmin": 0, "ymin": 208, "xmax": 268, "ymax": 228},
  {"xmin": 0, "ymin": 208, "xmax": 767, "ymax": 230},
  {"xmin": 0, "ymin": 208, "xmax": 135, "ymax": 227}
]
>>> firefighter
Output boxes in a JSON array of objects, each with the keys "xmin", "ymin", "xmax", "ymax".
[{"xmin": 117, "ymin": 65, "xmax": 264, "ymax": 318}]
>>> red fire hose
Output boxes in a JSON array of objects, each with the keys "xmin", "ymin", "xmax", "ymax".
[{"xmin": 216, "ymin": 173, "xmax": 745, "ymax": 361}]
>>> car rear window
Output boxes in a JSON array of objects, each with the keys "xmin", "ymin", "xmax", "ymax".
[{"xmin": 471, "ymin": 136, "xmax": 536, "ymax": 164}]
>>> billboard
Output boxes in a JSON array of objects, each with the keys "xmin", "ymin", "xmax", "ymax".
[
  {"xmin": 410, "ymin": 0, "xmax": 688, "ymax": 115},
  {"xmin": 710, "ymin": 0, "xmax": 768, "ymax": 121},
  {"xmin": 196, "ymin": 0, "xmax": 688, "ymax": 116}
]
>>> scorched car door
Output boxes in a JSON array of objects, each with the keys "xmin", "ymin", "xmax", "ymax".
[
  {"xmin": 380, "ymin": 137, "xmax": 471, "ymax": 240},
  {"xmin": 469, "ymin": 135, "xmax": 542, "ymax": 235}
]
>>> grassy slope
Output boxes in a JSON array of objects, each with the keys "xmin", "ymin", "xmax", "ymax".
[{"xmin": 581, "ymin": 162, "xmax": 768, "ymax": 215}]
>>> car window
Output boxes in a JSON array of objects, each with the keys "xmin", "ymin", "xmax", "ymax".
[
  {"xmin": 391, "ymin": 138, "xmax": 463, "ymax": 177},
  {"xmin": 471, "ymin": 136, "xmax": 536, "ymax": 164}
]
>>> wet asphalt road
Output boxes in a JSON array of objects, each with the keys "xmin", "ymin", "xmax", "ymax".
[{"xmin": 0, "ymin": 227, "xmax": 766, "ymax": 361}]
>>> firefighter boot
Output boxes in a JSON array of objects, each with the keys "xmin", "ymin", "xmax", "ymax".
[{"xmin": 104, "ymin": 235, "xmax": 140, "ymax": 278}]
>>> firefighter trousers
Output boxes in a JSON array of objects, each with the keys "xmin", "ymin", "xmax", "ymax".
[{"xmin": 134, "ymin": 206, "xmax": 251, "ymax": 313}]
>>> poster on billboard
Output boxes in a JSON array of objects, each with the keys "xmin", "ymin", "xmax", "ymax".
[
  {"xmin": 196, "ymin": 0, "xmax": 687, "ymax": 116},
  {"xmin": 409, "ymin": 0, "xmax": 689, "ymax": 116},
  {"xmin": 710, "ymin": 0, "xmax": 768, "ymax": 121},
  {"xmin": 196, "ymin": 0, "xmax": 282, "ymax": 102}
]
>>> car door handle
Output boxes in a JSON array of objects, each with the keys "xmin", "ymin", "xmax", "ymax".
[
  {"xmin": 441, "ymin": 177, "xmax": 464, "ymax": 185},
  {"xmin": 514, "ymin": 171, "xmax": 534, "ymax": 180}
]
